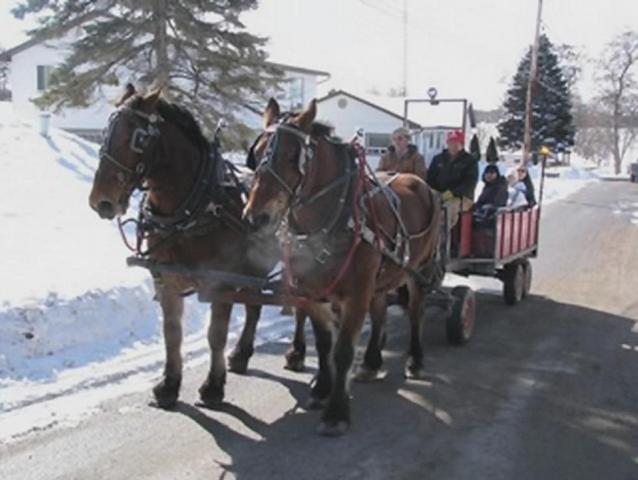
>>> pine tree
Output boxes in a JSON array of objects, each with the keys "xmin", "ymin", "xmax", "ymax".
[
  {"xmin": 12, "ymin": 0, "xmax": 282, "ymax": 145},
  {"xmin": 469, "ymin": 134, "xmax": 481, "ymax": 161},
  {"xmin": 497, "ymin": 34, "xmax": 575, "ymax": 153},
  {"xmin": 486, "ymin": 137, "xmax": 499, "ymax": 163}
]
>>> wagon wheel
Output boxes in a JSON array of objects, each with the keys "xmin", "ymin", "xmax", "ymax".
[
  {"xmin": 522, "ymin": 259, "xmax": 532, "ymax": 298},
  {"xmin": 446, "ymin": 286, "xmax": 475, "ymax": 345},
  {"xmin": 503, "ymin": 262, "xmax": 524, "ymax": 305}
]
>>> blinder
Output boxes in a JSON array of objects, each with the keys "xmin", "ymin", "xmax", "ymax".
[{"xmin": 100, "ymin": 108, "xmax": 164, "ymax": 187}]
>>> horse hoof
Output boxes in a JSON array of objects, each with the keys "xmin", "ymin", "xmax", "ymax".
[
  {"xmin": 306, "ymin": 395, "xmax": 328, "ymax": 410},
  {"xmin": 317, "ymin": 420, "xmax": 349, "ymax": 437},
  {"xmin": 227, "ymin": 351, "xmax": 250, "ymax": 375},
  {"xmin": 353, "ymin": 365, "xmax": 385, "ymax": 383},
  {"xmin": 152, "ymin": 377, "xmax": 181, "ymax": 409},
  {"xmin": 404, "ymin": 365, "xmax": 429, "ymax": 380},
  {"xmin": 284, "ymin": 352, "xmax": 306, "ymax": 372},
  {"xmin": 198, "ymin": 380, "xmax": 225, "ymax": 408}
]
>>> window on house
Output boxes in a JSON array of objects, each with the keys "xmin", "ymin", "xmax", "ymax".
[
  {"xmin": 37, "ymin": 65, "xmax": 54, "ymax": 91},
  {"xmin": 288, "ymin": 77, "xmax": 304, "ymax": 110},
  {"xmin": 365, "ymin": 132, "xmax": 391, "ymax": 154}
]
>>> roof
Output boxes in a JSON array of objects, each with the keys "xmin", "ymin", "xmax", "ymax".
[
  {"xmin": 317, "ymin": 90, "xmax": 422, "ymax": 129},
  {"xmin": 0, "ymin": 12, "xmax": 99, "ymax": 62},
  {"xmin": 267, "ymin": 62, "xmax": 331, "ymax": 79},
  {"xmin": 318, "ymin": 90, "xmax": 478, "ymax": 132},
  {"xmin": 0, "ymin": 24, "xmax": 331, "ymax": 83},
  {"xmin": 0, "ymin": 37, "xmax": 43, "ymax": 61}
]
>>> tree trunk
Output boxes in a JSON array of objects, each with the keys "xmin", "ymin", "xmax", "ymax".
[{"xmin": 154, "ymin": 0, "xmax": 170, "ymax": 92}]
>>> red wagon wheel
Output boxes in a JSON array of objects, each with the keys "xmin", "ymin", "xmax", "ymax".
[{"xmin": 446, "ymin": 286, "xmax": 475, "ymax": 345}]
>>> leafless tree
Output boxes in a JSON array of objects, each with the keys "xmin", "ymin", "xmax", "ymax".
[{"xmin": 595, "ymin": 30, "xmax": 638, "ymax": 174}]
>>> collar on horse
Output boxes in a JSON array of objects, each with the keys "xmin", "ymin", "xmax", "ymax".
[{"xmin": 102, "ymin": 106, "xmax": 246, "ymax": 256}]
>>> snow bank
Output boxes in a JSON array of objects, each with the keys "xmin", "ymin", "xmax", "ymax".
[
  {"xmin": 476, "ymin": 159, "xmax": 597, "ymax": 207},
  {"xmin": 0, "ymin": 102, "xmax": 298, "ymax": 443}
]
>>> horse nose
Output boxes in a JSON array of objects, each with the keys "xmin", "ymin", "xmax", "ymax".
[
  {"xmin": 97, "ymin": 200, "xmax": 116, "ymax": 220},
  {"xmin": 243, "ymin": 210, "xmax": 270, "ymax": 230}
]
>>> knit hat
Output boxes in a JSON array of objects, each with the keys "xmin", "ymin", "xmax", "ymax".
[
  {"xmin": 482, "ymin": 164, "xmax": 500, "ymax": 182},
  {"xmin": 446, "ymin": 130, "xmax": 465, "ymax": 145}
]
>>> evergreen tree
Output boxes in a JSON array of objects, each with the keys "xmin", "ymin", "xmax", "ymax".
[
  {"xmin": 497, "ymin": 34, "xmax": 575, "ymax": 152},
  {"xmin": 469, "ymin": 133, "xmax": 481, "ymax": 161},
  {"xmin": 12, "ymin": 0, "xmax": 282, "ymax": 145},
  {"xmin": 486, "ymin": 137, "xmax": 498, "ymax": 163}
]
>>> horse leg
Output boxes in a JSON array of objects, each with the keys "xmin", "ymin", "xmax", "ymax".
[
  {"xmin": 354, "ymin": 293, "xmax": 387, "ymax": 382},
  {"xmin": 199, "ymin": 301, "xmax": 232, "ymax": 407},
  {"xmin": 284, "ymin": 307, "xmax": 307, "ymax": 372},
  {"xmin": 152, "ymin": 286, "xmax": 184, "ymax": 409},
  {"xmin": 405, "ymin": 279, "xmax": 428, "ymax": 379},
  {"xmin": 228, "ymin": 304, "xmax": 261, "ymax": 374},
  {"xmin": 319, "ymin": 294, "xmax": 369, "ymax": 436},
  {"xmin": 302, "ymin": 302, "xmax": 334, "ymax": 410}
]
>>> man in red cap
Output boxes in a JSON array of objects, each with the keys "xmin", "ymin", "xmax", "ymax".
[{"xmin": 426, "ymin": 130, "xmax": 478, "ymax": 228}]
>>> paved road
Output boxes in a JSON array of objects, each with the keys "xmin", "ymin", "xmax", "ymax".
[{"xmin": 2, "ymin": 181, "xmax": 638, "ymax": 480}]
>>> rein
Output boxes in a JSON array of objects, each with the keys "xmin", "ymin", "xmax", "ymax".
[
  {"xmin": 262, "ymin": 120, "xmax": 436, "ymax": 298},
  {"xmin": 101, "ymin": 105, "xmax": 246, "ymax": 256}
]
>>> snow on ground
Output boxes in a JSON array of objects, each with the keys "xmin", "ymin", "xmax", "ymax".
[
  {"xmin": 476, "ymin": 159, "xmax": 598, "ymax": 207},
  {"xmin": 0, "ymin": 102, "xmax": 297, "ymax": 443},
  {"xmin": 0, "ymin": 100, "xmax": 616, "ymax": 444}
]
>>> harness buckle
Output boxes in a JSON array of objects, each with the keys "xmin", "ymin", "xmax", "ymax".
[
  {"xmin": 316, "ymin": 248, "xmax": 331, "ymax": 264},
  {"xmin": 207, "ymin": 202, "xmax": 222, "ymax": 217}
]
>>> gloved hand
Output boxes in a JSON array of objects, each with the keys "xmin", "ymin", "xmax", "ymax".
[{"xmin": 441, "ymin": 190, "xmax": 455, "ymax": 202}]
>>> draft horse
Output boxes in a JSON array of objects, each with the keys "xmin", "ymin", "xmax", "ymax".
[
  {"xmin": 89, "ymin": 86, "xmax": 279, "ymax": 408},
  {"xmin": 243, "ymin": 98, "xmax": 441, "ymax": 435}
]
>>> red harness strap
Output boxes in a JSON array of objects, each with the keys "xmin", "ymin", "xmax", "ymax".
[{"xmin": 282, "ymin": 140, "xmax": 386, "ymax": 300}]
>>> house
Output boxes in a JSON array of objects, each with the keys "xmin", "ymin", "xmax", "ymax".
[
  {"xmin": 316, "ymin": 89, "xmax": 476, "ymax": 167},
  {"xmin": 1, "ymin": 33, "xmax": 330, "ymax": 142}
]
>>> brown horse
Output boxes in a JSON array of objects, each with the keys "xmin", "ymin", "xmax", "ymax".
[
  {"xmin": 243, "ymin": 98, "xmax": 441, "ymax": 435},
  {"xmin": 88, "ymin": 86, "xmax": 279, "ymax": 408}
]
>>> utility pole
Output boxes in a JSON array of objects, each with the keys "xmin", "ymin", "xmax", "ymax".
[
  {"xmin": 402, "ymin": 0, "xmax": 408, "ymax": 96},
  {"xmin": 522, "ymin": 0, "xmax": 543, "ymax": 166}
]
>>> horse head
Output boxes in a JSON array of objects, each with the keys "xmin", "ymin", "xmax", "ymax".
[
  {"xmin": 89, "ymin": 85, "xmax": 164, "ymax": 219},
  {"xmin": 243, "ymin": 97, "xmax": 318, "ymax": 232}
]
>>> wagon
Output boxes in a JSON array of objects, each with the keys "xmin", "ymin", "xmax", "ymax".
[{"xmin": 399, "ymin": 89, "xmax": 548, "ymax": 346}]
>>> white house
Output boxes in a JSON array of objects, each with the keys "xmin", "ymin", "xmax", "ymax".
[
  {"xmin": 1, "ymin": 34, "xmax": 330, "ymax": 142},
  {"xmin": 317, "ymin": 89, "xmax": 476, "ymax": 168}
]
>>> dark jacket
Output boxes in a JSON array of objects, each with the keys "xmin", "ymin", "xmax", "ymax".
[
  {"xmin": 475, "ymin": 169, "xmax": 508, "ymax": 210},
  {"xmin": 426, "ymin": 149, "xmax": 479, "ymax": 199},
  {"xmin": 377, "ymin": 144, "xmax": 427, "ymax": 181},
  {"xmin": 521, "ymin": 175, "xmax": 536, "ymax": 206}
]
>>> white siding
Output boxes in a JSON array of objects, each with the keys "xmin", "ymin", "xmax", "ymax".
[
  {"xmin": 317, "ymin": 94, "xmax": 405, "ymax": 140},
  {"xmin": 8, "ymin": 40, "xmax": 122, "ymax": 131},
  {"xmin": 8, "ymin": 37, "xmax": 322, "ymax": 134}
]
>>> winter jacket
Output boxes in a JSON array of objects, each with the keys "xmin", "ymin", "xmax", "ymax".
[
  {"xmin": 521, "ymin": 175, "xmax": 536, "ymax": 206},
  {"xmin": 475, "ymin": 176, "xmax": 508, "ymax": 210},
  {"xmin": 508, "ymin": 182, "xmax": 529, "ymax": 208},
  {"xmin": 427, "ymin": 149, "xmax": 479, "ymax": 199},
  {"xmin": 376, "ymin": 144, "xmax": 427, "ymax": 181}
]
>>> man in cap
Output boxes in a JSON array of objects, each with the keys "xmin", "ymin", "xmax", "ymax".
[
  {"xmin": 427, "ymin": 130, "xmax": 478, "ymax": 227},
  {"xmin": 376, "ymin": 127, "xmax": 427, "ymax": 181}
]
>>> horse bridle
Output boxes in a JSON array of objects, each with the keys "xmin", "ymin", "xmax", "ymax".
[
  {"xmin": 99, "ymin": 107, "xmax": 164, "ymax": 188},
  {"xmin": 255, "ymin": 122, "xmax": 317, "ymax": 200},
  {"xmin": 255, "ymin": 120, "xmax": 356, "ymax": 236}
]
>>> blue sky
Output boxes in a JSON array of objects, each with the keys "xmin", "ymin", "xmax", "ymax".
[{"xmin": 2, "ymin": 0, "xmax": 637, "ymax": 109}]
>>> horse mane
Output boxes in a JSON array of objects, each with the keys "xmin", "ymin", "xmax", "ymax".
[
  {"xmin": 130, "ymin": 95, "xmax": 210, "ymax": 152},
  {"xmin": 310, "ymin": 121, "xmax": 333, "ymax": 138}
]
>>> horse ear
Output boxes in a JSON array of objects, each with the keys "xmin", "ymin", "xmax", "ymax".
[
  {"xmin": 296, "ymin": 99, "xmax": 317, "ymax": 132},
  {"xmin": 115, "ymin": 83, "xmax": 136, "ymax": 107},
  {"xmin": 143, "ymin": 88, "xmax": 162, "ymax": 110},
  {"xmin": 264, "ymin": 98, "xmax": 280, "ymax": 128}
]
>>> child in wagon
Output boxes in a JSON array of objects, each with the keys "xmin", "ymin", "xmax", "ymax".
[{"xmin": 473, "ymin": 164, "xmax": 508, "ymax": 221}]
